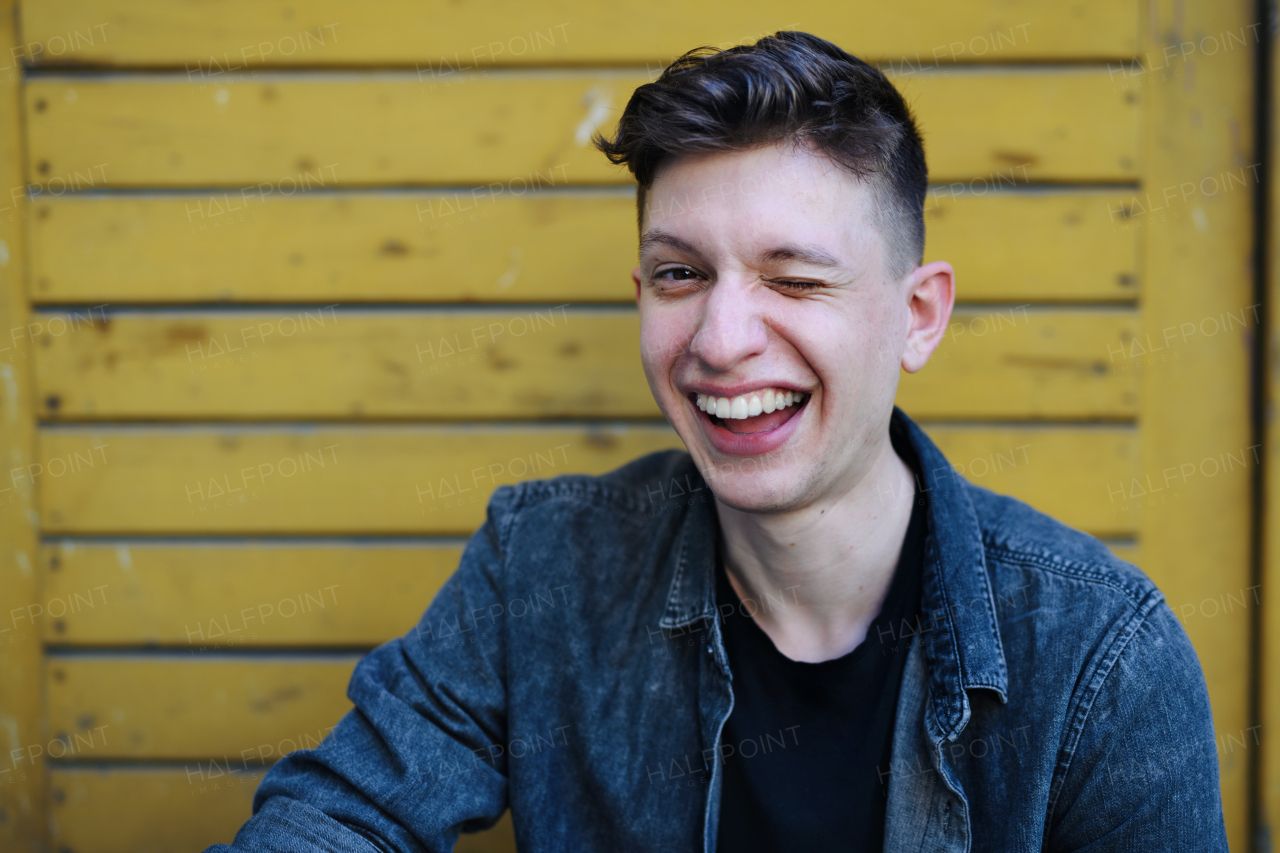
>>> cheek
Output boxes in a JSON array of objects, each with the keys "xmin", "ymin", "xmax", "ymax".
[
  {"xmin": 639, "ymin": 303, "xmax": 696, "ymax": 372},
  {"xmin": 802, "ymin": 306, "xmax": 899, "ymax": 385}
]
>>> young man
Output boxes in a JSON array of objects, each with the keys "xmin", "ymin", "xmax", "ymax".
[{"xmin": 213, "ymin": 31, "xmax": 1226, "ymax": 852}]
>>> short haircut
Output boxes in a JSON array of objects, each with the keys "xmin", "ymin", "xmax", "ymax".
[{"xmin": 594, "ymin": 31, "xmax": 928, "ymax": 280}]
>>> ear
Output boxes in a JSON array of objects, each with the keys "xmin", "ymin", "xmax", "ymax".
[
  {"xmin": 632, "ymin": 266, "xmax": 643, "ymax": 305},
  {"xmin": 901, "ymin": 260, "xmax": 955, "ymax": 374}
]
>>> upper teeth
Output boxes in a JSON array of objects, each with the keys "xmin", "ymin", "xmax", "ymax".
[{"xmin": 695, "ymin": 388, "xmax": 806, "ymax": 419}]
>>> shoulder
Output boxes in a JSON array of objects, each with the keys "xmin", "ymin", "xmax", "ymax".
[
  {"xmin": 965, "ymin": 481, "xmax": 1157, "ymax": 608},
  {"xmin": 470, "ymin": 450, "xmax": 704, "ymax": 623},
  {"xmin": 489, "ymin": 448, "xmax": 698, "ymax": 516},
  {"xmin": 961, "ymin": 483, "xmax": 1213, "ymax": 772},
  {"xmin": 962, "ymin": 482, "xmax": 1206, "ymax": 695}
]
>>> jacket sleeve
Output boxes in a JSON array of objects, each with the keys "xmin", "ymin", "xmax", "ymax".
[
  {"xmin": 1046, "ymin": 596, "xmax": 1229, "ymax": 851},
  {"xmin": 205, "ymin": 487, "xmax": 519, "ymax": 853}
]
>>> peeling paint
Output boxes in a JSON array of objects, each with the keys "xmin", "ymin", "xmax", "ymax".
[
  {"xmin": 575, "ymin": 86, "xmax": 613, "ymax": 146},
  {"xmin": 3, "ymin": 716, "xmax": 18, "ymax": 757},
  {"xmin": 496, "ymin": 246, "xmax": 523, "ymax": 291},
  {"xmin": 1, "ymin": 364, "xmax": 17, "ymax": 423}
]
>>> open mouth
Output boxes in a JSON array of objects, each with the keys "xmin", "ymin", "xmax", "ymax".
[{"xmin": 692, "ymin": 387, "xmax": 810, "ymax": 435}]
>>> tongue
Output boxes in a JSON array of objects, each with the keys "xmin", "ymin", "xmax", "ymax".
[{"xmin": 722, "ymin": 405, "xmax": 799, "ymax": 435}]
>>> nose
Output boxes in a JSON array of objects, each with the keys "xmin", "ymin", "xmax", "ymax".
[{"xmin": 687, "ymin": 275, "xmax": 770, "ymax": 372}]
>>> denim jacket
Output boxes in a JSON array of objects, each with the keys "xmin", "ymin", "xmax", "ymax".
[{"xmin": 211, "ymin": 410, "xmax": 1227, "ymax": 852}]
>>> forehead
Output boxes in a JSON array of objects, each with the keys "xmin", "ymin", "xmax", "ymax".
[{"xmin": 641, "ymin": 143, "xmax": 879, "ymax": 257}]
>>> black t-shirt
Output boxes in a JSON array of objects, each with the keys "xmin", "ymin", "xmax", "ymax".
[{"xmin": 714, "ymin": 440, "xmax": 927, "ymax": 852}]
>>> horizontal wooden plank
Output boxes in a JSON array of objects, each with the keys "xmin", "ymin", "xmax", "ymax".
[
  {"xmin": 924, "ymin": 192, "xmax": 1139, "ymax": 302},
  {"xmin": 40, "ymin": 542, "xmax": 460, "ymax": 646},
  {"xmin": 922, "ymin": 424, "xmax": 1135, "ymax": 537},
  {"xmin": 30, "ymin": 192, "xmax": 641, "ymax": 304},
  {"xmin": 33, "ymin": 308, "xmax": 655, "ymax": 420},
  {"xmin": 33, "ymin": 309, "xmax": 1137, "ymax": 420},
  {"xmin": 42, "ymin": 535, "xmax": 1151, "ymax": 648},
  {"xmin": 47, "ymin": 656, "xmax": 354, "ymax": 759},
  {"xmin": 19, "ymin": 1, "xmax": 1140, "ymax": 66},
  {"xmin": 48, "ymin": 766, "xmax": 516, "ymax": 853},
  {"xmin": 50, "ymin": 766, "xmax": 265, "ymax": 853},
  {"xmin": 37, "ymin": 425, "xmax": 687, "ymax": 535},
  {"xmin": 905, "ymin": 308, "xmax": 1136, "ymax": 419},
  {"xmin": 24, "ymin": 70, "xmax": 1139, "ymax": 187},
  {"xmin": 29, "ymin": 191, "xmax": 1138, "ymax": 304},
  {"xmin": 36, "ymin": 424, "xmax": 1136, "ymax": 537},
  {"xmin": 44, "ymin": 530, "xmax": 1147, "ymax": 648}
]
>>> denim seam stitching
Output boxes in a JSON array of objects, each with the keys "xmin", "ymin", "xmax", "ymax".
[
  {"xmin": 1041, "ymin": 587, "xmax": 1163, "ymax": 843},
  {"xmin": 661, "ymin": 519, "xmax": 694, "ymax": 627},
  {"xmin": 982, "ymin": 547, "xmax": 1151, "ymax": 607},
  {"xmin": 925, "ymin": 531, "xmax": 968, "ymax": 739},
  {"xmin": 510, "ymin": 480, "xmax": 650, "ymax": 516}
]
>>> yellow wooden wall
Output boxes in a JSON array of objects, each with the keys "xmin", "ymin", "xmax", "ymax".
[{"xmin": 0, "ymin": 1, "xmax": 1263, "ymax": 850}]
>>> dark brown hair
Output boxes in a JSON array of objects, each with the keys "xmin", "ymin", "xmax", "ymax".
[{"xmin": 594, "ymin": 31, "xmax": 927, "ymax": 279}]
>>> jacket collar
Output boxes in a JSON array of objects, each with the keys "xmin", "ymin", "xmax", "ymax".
[
  {"xmin": 658, "ymin": 408, "xmax": 1008, "ymax": 740},
  {"xmin": 900, "ymin": 409, "xmax": 1009, "ymax": 741}
]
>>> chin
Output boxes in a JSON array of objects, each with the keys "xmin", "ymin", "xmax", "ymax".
[{"xmin": 685, "ymin": 448, "xmax": 817, "ymax": 514}]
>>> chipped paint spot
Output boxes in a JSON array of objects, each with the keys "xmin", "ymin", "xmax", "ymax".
[
  {"xmin": 496, "ymin": 247, "xmax": 523, "ymax": 291},
  {"xmin": 2, "ymin": 716, "xmax": 19, "ymax": 758},
  {"xmin": 64, "ymin": 89, "xmax": 77, "ymax": 103},
  {"xmin": 0, "ymin": 239, "xmax": 9, "ymax": 266},
  {"xmin": 214, "ymin": 87, "xmax": 231, "ymax": 105},
  {"xmin": 116, "ymin": 545, "xmax": 133, "ymax": 572},
  {"xmin": 1192, "ymin": 207, "xmax": 1209, "ymax": 232},
  {"xmin": 15, "ymin": 550, "xmax": 31, "ymax": 578},
  {"xmin": 575, "ymin": 86, "xmax": 613, "ymax": 146},
  {"xmin": 1, "ymin": 365, "xmax": 17, "ymax": 424}
]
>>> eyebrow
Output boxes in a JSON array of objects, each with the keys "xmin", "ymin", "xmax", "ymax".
[
  {"xmin": 639, "ymin": 230, "xmax": 702, "ymax": 259},
  {"xmin": 757, "ymin": 244, "xmax": 844, "ymax": 269},
  {"xmin": 638, "ymin": 230, "xmax": 844, "ymax": 271}
]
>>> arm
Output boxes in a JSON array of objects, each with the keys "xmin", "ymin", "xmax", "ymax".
[
  {"xmin": 206, "ymin": 488, "xmax": 519, "ymax": 853},
  {"xmin": 1046, "ymin": 596, "xmax": 1228, "ymax": 851}
]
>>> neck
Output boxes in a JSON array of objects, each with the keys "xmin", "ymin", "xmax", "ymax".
[{"xmin": 715, "ymin": 431, "xmax": 917, "ymax": 663}]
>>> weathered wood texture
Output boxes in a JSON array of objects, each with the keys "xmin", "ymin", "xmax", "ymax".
[{"xmin": 5, "ymin": 0, "xmax": 1262, "ymax": 849}]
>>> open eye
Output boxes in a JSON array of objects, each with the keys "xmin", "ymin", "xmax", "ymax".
[
  {"xmin": 649, "ymin": 266, "xmax": 710, "ymax": 293},
  {"xmin": 654, "ymin": 266, "xmax": 704, "ymax": 282}
]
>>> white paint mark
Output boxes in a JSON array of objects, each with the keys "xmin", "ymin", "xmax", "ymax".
[
  {"xmin": 214, "ymin": 88, "xmax": 231, "ymax": 105},
  {"xmin": 64, "ymin": 89, "xmax": 77, "ymax": 103},
  {"xmin": 15, "ymin": 549, "xmax": 31, "ymax": 578},
  {"xmin": 496, "ymin": 247, "xmax": 523, "ymax": 291},
  {"xmin": 1192, "ymin": 207, "xmax": 1209, "ymax": 232},
  {"xmin": 116, "ymin": 545, "xmax": 133, "ymax": 572},
  {"xmin": 1, "ymin": 365, "xmax": 17, "ymax": 424},
  {"xmin": 0, "ymin": 239, "xmax": 9, "ymax": 266},
  {"xmin": 575, "ymin": 86, "xmax": 613, "ymax": 146},
  {"xmin": 2, "ymin": 716, "xmax": 19, "ymax": 758}
]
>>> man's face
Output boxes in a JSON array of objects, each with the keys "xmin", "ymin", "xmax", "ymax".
[{"xmin": 634, "ymin": 142, "xmax": 923, "ymax": 513}]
